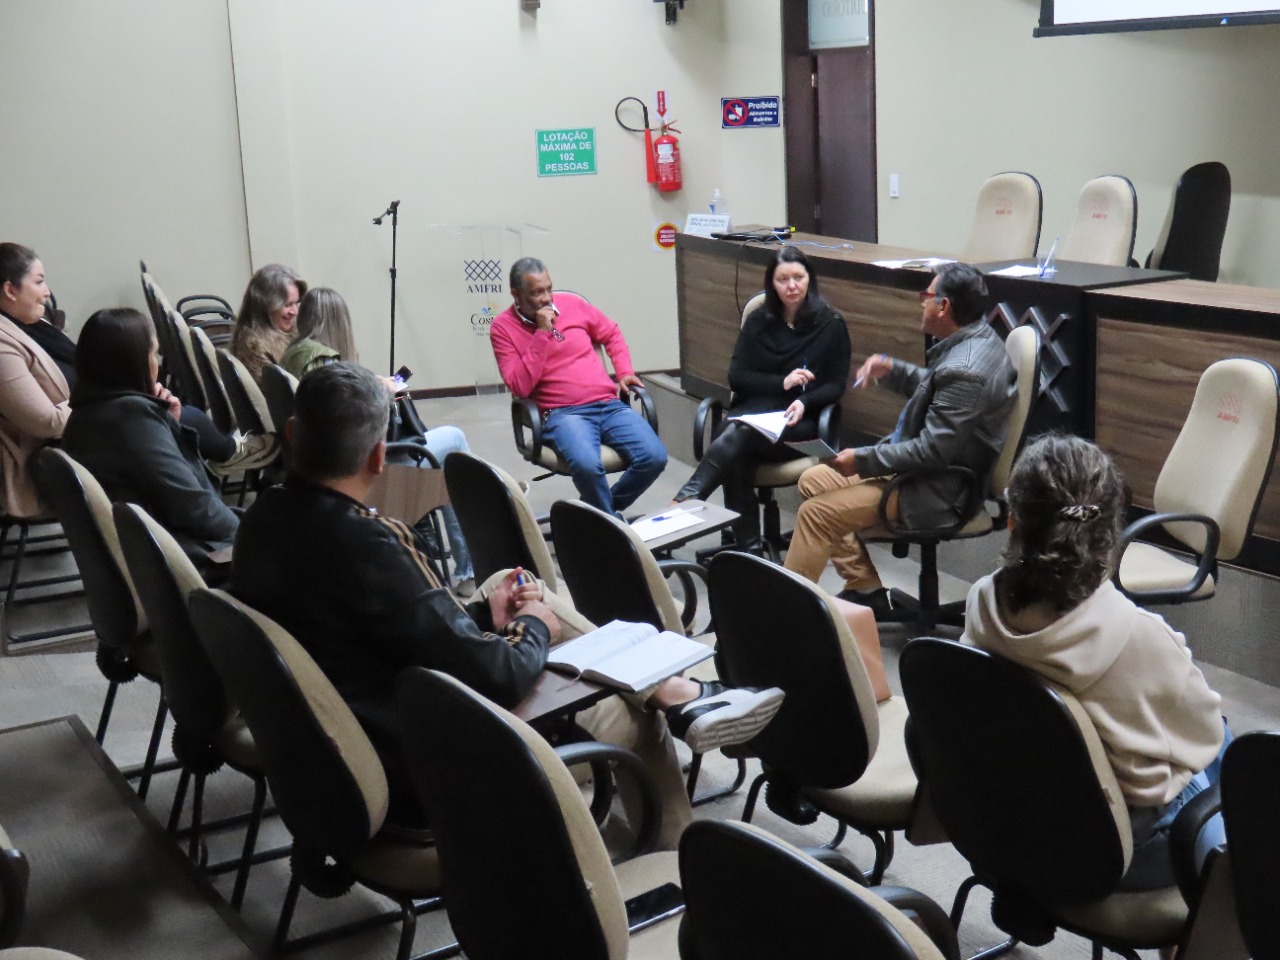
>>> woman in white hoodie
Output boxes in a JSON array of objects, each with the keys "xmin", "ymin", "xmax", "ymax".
[{"xmin": 963, "ymin": 433, "xmax": 1226, "ymax": 891}]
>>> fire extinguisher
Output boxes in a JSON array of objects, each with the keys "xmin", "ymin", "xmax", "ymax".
[
  {"xmin": 615, "ymin": 96, "xmax": 682, "ymax": 193},
  {"xmin": 653, "ymin": 122, "xmax": 682, "ymax": 193}
]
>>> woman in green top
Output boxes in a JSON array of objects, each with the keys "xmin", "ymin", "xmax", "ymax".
[{"xmin": 280, "ymin": 287, "xmax": 354, "ymax": 378}]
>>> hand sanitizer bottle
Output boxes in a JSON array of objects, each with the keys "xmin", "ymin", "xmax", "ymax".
[{"xmin": 710, "ymin": 188, "xmax": 725, "ymax": 215}]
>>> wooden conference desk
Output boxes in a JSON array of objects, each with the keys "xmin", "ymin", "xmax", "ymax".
[
  {"xmin": 676, "ymin": 231, "xmax": 1280, "ymax": 572},
  {"xmin": 676, "ymin": 230, "xmax": 1182, "ymax": 443}
]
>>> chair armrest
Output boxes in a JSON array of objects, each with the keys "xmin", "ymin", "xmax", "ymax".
[
  {"xmin": 1170, "ymin": 779, "xmax": 1222, "ymax": 904},
  {"xmin": 1113, "ymin": 512, "xmax": 1221, "ymax": 603},
  {"xmin": 658, "ymin": 559, "xmax": 709, "ymax": 633},
  {"xmin": 555, "ymin": 741, "xmax": 661, "ymax": 863},
  {"xmin": 873, "ymin": 885, "xmax": 962, "ymax": 960},
  {"xmin": 876, "ymin": 465, "xmax": 983, "ymax": 539},
  {"xmin": 624, "ymin": 383, "xmax": 659, "ymax": 433},
  {"xmin": 800, "ymin": 846, "xmax": 868, "ymax": 885},
  {"xmin": 817, "ymin": 400, "xmax": 841, "ymax": 446},
  {"xmin": 511, "ymin": 398, "xmax": 544, "ymax": 463},
  {"xmin": 692, "ymin": 397, "xmax": 725, "ymax": 462},
  {"xmin": 385, "ymin": 441, "xmax": 440, "ymax": 468},
  {"xmin": 0, "ymin": 846, "xmax": 30, "ymax": 948}
]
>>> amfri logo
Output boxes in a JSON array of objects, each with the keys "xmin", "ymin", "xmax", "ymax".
[
  {"xmin": 1217, "ymin": 392, "xmax": 1243, "ymax": 424},
  {"xmin": 464, "ymin": 259, "xmax": 503, "ymax": 294}
]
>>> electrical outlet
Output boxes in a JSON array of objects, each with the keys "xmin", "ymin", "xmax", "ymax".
[{"xmin": 889, "ymin": 173, "xmax": 900, "ymax": 199}]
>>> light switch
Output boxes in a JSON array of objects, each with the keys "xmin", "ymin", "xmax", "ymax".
[{"xmin": 889, "ymin": 173, "xmax": 900, "ymax": 198}]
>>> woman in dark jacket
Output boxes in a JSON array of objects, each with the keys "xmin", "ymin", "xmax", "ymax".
[
  {"xmin": 673, "ymin": 246, "xmax": 851, "ymax": 548},
  {"xmin": 62, "ymin": 308, "xmax": 239, "ymax": 567}
]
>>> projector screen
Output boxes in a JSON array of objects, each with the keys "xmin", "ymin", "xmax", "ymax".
[{"xmin": 1036, "ymin": 0, "xmax": 1280, "ymax": 35}]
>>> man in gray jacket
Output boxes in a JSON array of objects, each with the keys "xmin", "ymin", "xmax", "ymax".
[{"xmin": 784, "ymin": 262, "xmax": 1016, "ymax": 611}]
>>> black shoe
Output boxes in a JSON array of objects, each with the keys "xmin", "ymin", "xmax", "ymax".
[
  {"xmin": 836, "ymin": 587, "xmax": 895, "ymax": 618},
  {"xmin": 664, "ymin": 681, "xmax": 785, "ymax": 753}
]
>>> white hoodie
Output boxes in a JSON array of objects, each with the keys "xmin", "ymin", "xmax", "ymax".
[{"xmin": 963, "ymin": 574, "xmax": 1223, "ymax": 807}]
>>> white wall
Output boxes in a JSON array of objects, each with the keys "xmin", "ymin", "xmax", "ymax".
[
  {"xmin": 227, "ymin": 0, "xmax": 787, "ymax": 386},
  {"xmin": 0, "ymin": 1, "xmax": 250, "ymax": 332},
  {"xmin": 875, "ymin": 0, "xmax": 1280, "ymax": 288}
]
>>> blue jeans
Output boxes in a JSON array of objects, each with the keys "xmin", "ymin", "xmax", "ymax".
[
  {"xmin": 542, "ymin": 399, "xmax": 668, "ymax": 514},
  {"xmin": 1120, "ymin": 719, "xmax": 1232, "ymax": 891},
  {"xmin": 417, "ymin": 426, "xmax": 474, "ymax": 582}
]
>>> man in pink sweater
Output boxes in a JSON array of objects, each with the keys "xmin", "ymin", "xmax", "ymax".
[{"xmin": 491, "ymin": 257, "xmax": 667, "ymax": 515}]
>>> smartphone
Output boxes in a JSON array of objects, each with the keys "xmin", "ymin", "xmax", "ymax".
[
  {"xmin": 624, "ymin": 882, "xmax": 685, "ymax": 933},
  {"xmin": 392, "ymin": 365, "xmax": 413, "ymax": 387}
]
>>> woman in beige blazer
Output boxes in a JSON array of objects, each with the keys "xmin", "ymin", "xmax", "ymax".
[{"xmin": 0, "ymin": 244, "xmax": 71, "ymax": 518}]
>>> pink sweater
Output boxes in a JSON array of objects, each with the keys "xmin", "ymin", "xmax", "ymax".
[{"xmin": 490, "ymin": 293, "xmax": 635, "ymax": 410}]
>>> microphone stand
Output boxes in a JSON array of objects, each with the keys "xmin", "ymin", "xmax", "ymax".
[{"xmin": 373, "ymin": 200, "xmax": 400, "ymax": 374}]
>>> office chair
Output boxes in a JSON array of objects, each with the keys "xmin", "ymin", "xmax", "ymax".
[
  {"xmin": 1115, "ymin": 357, "xmax": 1278, "ymax": 606},
  {"xmin": 690, "ymin": 292, "xmax": 841, "ymax": 562},
  {"xmin": 190, "ymin": 589, "xmax": 456, "ymax": 960},
  {"xmin": 709, "ymin": 551, "xmax": 915, "ymax": 885},
  {"xmin": 899, "ymin": 637, "xmax": 1234, "ymax": 958},
  {"xmin": 1221, "ymin": 732, "xmax": 1280, "ymax": 960},
  {"xmin": 0, "ymin": 825, "xmax": 28, "ymax": 949},
  {"xmin": 1145, "ymin": 161, "xmax": 1231, "ymax": 282},
  {"xmin": 443, "ymin": 451, "xmax": 559, "ymax": 590},
  {"xmin": 395, "ymin": 666, "xmax": 681, "ymax": 960},
  {"xmin": 113, "ymin": 502, "xmax": 272, "ymax": 910},
  {"xmin": 189, "ymin": 327, "xmax": 237, "ymax": 437},
  {"xmin": 510, "ymin": 292, "xmax": 658, "ymax": 486},
  {"xmin": 30, "ymin": 450, "xmax": 167, "ymax": 794},
  {"xmin": 960, "ymin": 172, "xmax": 1043, "ymax": 263},
  {"xmin": 1057, "ymin": 175, "xmax": 1138, "ymax": 267},
  {"xmin": 865, "ymin": 324, "xmax": 1040, "ymax": 631},
  {"xmin": 259, "ymin": 363, "xmax": 298, "ymax": 435},
  {"xmin": 678, "ymin": 819, "xmax": 959, "ymax": 960},
  {"xmin": 216, "ymin": 348, "xmax": 275, "ymax": 437}
]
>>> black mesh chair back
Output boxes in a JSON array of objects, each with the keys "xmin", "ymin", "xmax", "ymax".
[
  {"xmin": 190, "ymin": 588, "xmax": 386, "ymax": 859},
  {"xmin": 899, "ymin": 637, "xmax": 1129, "ymax": 904},
  {"xmin": 679, "ymin": 819, "xmax": 955, "ymax": 960},
  {"xmin": 442, "ymin": 451, "xmax": 557, "ymax": 589},
  {"xmin": 707, "ymin": 551, "xmax": 877, "ymax": 788},
  {"xmin": 1222, "ymin": 731, "xmax": 1280, "ymax": 960},
  {"xmin": 1147, "ymin": 161, "xmax": 1231, "ymax": 282},
  {"xmin": 550, "ymin": 500, "xmax": 681, "ymax": 632}
]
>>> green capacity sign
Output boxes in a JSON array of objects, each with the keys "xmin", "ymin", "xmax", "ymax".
[{"xmin": 536, "ymin": 127, "xmax": 596, "ymax": 178}]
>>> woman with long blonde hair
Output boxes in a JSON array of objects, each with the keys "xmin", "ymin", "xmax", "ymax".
[{"xmin": 230, "ymin": 263, "xmax": 306, "ymax": 382}]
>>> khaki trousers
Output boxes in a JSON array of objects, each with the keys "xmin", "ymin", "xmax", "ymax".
[{"xmin": 783, "ymin": 464, "xmax": 898, "ymax": 593}]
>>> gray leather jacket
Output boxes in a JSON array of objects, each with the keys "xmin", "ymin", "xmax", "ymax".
[{"xmin": 855, "ymin": 321, "xmax": 1017, "ymax": 530}]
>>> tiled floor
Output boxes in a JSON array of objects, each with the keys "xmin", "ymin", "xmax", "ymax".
[{"xmin": 2, "ymin": 389, "xmax": 1277, "ymax": 959}]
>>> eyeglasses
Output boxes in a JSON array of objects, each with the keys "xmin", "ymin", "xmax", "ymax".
[
  {"xmin": 918, "ymin": 290, "xmax": 943, "ymax": 303},
  {"xmin": 550, "ymin": 327, "xmax": 566, "ymax": 342}
]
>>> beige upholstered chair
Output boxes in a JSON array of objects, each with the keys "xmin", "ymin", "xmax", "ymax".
[
  {"xmin": 0, "ymin": 951, "xmax": 88, "ymax": 960},
  {"xmin": 443, "ymin": 451, "xmax": 559, "ymax": 591},
  {"xmin": 30, "ymin": 450, "xmax": 165, "ymax": 790},
  {"xmin": 960, "ymin": 172, "xmax": 1043, "ymax": 263},
  {"xmin": 189, "ymin": 589, "xmax": 451, "ymax": 960},
  {"xmin": 709, "ymin": 552, "xmax": 916, "ymax": 885},
  {"xmin": 216, "ymin": 349, "xmax": 276, "ymax": 436},
  {"xmin": 113, "ymin": 502, "xmax": 269, "ymax": 910},
  {"xmin": 510, "ymin": 292, "xmax": 658, "ymax": 483},
  {"xmin": 679, "ymin": 820, "xmax": 958, "ymax": 960},
  {"xmin": 900, "ymin": 637, "xmax": 1239, "ymax": 959},
  {"xmin": 865, "ymin": 324, "xmax": 1040, "ymax": 630},
  {"xmin": 395, "ymin": 666, "xmax": 681, "ymax": 960},
  {"xmin": 1056, "ymin": 175, "xmax": 1138, "ymax": 267},
  {"xmin": 189, "ymin": 327, "xmax": 237, "ymax": 437},
  {"xmin": 1116, "ymin": 357, "xmax": 1279, "ymax": 606},
  {"xmin": 691, "ymin": 292, "xmax": 842, "ymax": 561}
]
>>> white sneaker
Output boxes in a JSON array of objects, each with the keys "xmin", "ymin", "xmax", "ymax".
[{"xmin": 664, "ymin": 682, "xmax": 785, "ymax": 754}]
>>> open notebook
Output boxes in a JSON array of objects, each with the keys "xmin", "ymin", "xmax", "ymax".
[{"xmin": 547, "ymin": 620, "xmax": 714, "ymax": 693}]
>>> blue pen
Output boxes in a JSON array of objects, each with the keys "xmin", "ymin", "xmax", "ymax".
[
  {"xmin": 648, "ymin": 504, "xmax": 708, "ymax": 523},
  {"xmin": 515, "ymin": 572, "xmax": 530, "ymax": 586}
]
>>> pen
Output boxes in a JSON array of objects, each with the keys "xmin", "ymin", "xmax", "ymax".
[
  {"xmin": 801, "ymin": 359, "xmax": 808, "ymax": 392},
  {"xmin": 648, "ymin": 504, "xmax": 708, "ymax": 523}
]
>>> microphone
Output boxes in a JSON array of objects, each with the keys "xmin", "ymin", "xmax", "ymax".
[{"xmin": 373, "ymin": 199, "xmax": 401, "ymax": 226}]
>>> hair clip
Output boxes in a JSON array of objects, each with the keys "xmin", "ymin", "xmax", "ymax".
[{"xmin": 1059, "ymin": 504, "xmax": 1100, "ymax": 522}]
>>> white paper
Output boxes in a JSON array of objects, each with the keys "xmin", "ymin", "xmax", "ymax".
[
  {"xmin": 728, "ymin": 410, "xmax": 789, "ymax": 442},
  {"xmin": 684, "ymin": 213, "xmax": 733, "ymax": 238},
  {"xmin": 988, "ymin": 264, "xmax": 1045, "ymax": 278},
  {"xmin": 631, "ymin": 510, "xmax": 703, "ymax": 542},
  {"xmin": 871, "ymin": 257, "xmax": 956, "ymax": 269}
]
